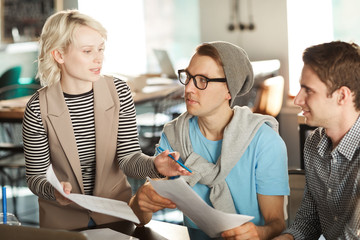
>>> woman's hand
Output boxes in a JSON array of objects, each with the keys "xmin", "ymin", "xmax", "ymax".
[
  {"xmin": 154, "ymin": 150, "xmax": 192, "ymax": 177},
  {"xmin": 54, "ymin": 181, "xmax": 73, "ymax": 206}
]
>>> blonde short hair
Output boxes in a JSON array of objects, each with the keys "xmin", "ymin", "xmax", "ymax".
[{"xmin": 36, "ymin": 9, "xmax": 107, "ymax": 86}]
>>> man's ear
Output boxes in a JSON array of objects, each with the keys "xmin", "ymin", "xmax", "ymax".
[
  {"xmin": 52, "ymin": 49, "xmax": 65, "ymax": 64},
  {"xmin": 337, "ymin": 86, "xmax": 352, "ymax": 105},
  {"xmin": 226, "ymin": 91, "xmax": 232, "ymax": 100}
]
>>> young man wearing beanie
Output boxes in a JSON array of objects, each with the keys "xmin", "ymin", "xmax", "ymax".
[{"xmin": 131, "ymin": 41, "xmax": 290, "ymax": 239}]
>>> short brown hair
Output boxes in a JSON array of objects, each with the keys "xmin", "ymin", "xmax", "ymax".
[
  {"xmin": 303, "ymin": 41, "xmax": 360, "ymax": 110},
  {"xmin": 195, "ymin": 43, "xmax": 224, "ymax": 68}
]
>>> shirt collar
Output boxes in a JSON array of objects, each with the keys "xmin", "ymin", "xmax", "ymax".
[
  {"xmin": 337, "ymin": 115, "xmax": 360, "ymax": 161},
  {"xmin": 318, "ymin": 116, "xmax": 360, "ymax": 161}
]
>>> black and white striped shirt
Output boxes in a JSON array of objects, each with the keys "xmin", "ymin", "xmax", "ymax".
[
  {"xmin": 65, "ymin": 90, "xmax": 96, "ymax": 195},
  {"xmin": 23, "ymin": 78, "xmax": 158, "ymax": 200}
]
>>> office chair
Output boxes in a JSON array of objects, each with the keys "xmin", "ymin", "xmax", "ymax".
[
  {"xmin": 253, "ymin": 75, "xmax": 285, "ymax": 117},
  {"xmin": 0, "ymin": 83, "xmax": 40, "ymax": 100},
  {"xmin": 0, "ymin": 66, "xmax": 22, "ymax": 88}
]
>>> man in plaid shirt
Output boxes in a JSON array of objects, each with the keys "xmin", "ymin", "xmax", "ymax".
[{"xmin": 274, "ymin": 41, "xmax": 360, "ymax": 240}]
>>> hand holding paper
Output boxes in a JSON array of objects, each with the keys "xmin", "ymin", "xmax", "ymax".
[
  {"xmin": 46, "ymin": 165, "xmax": 140, "ymax": 224},
  {"xmin": 53, "ymin": 181, "xmax": 73, "ymax": 206},
  {"xmin": 148, "ymin": 177, "xmax": 254, "ymax": 238}
]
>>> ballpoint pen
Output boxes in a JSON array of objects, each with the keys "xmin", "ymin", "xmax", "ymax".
[
  {"xmin": 2, "ymin": 186, "xmax": 7, "ymax": 224},
  {"xmin": 156, "ymin": 146, "xmax": 192, "ymax": 173}
]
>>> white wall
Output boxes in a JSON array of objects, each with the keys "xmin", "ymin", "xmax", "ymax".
[{"xmin": 198, "ymin": 0, "xmax": 289, "ymax": 97}]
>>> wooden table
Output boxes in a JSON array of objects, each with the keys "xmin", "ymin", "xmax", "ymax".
[{"xmin": 0, "ymin": 95, "xmax": 30, "ymax": 122}]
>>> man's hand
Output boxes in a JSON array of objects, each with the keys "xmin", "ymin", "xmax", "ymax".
[
  {"xmin": 133, "ymin": 180, "xmax": 176, "ymax": 212},
  {"xmin": 154, "ymin": 150, "xmax": 192, "ymax": 177},
  {"xmin": 54, "ymin": 181, "xmax": 73, "ymax": 206},
  {"xmin": 222, "ymin": 195, "xmax": 286, "ymax": 239},
  {"xmin": 222, "ymin": 222, "xmax": 261, "ymax": 240},
  {"xmin": 129, "ymin": 180, "xmax": 176, "ymax": 226}
]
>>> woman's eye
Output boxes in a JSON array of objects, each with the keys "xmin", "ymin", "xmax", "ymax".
[{"xmin": 84, "ymin": 50, "xmax": 91, "ymax": 54}]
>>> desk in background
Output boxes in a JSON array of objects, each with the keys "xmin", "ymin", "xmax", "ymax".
[
  {"xmin": 0, "ymin": 95, "xmax": 30, "ymax": 122},
  {"xmin": 125, "ymin": 74, "xmax": 183, "ymax": 105}
]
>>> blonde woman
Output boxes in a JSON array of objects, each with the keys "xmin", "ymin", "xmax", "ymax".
[{"xmin": 23, "ymin": 9, "xmax": 189, "ymax": 230}]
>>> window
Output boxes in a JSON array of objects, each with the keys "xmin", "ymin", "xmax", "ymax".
[
  {"xmin": 78, "ymin": 0, "xmax": 147, "ymax": 76},
  {"xmin": 143, "ymin": 0, "xmax": 200, "ymax": 74},
  {"xmin": 287, "ymin": 0, "xmax": 333, "ymax": 97},
  {"xmin": 287, "ymin": 0, "xmax": 360, "ymax": 97},
  {"xmin": 78, "ymin": 0, "xmax": 200, "ymax": 77},
  {"xmin": 332, "ymin": 0, "xmax": 360, "ymax": 43}
]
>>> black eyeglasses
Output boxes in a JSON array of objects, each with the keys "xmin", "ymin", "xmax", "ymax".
[{"xmin": 178, "ymin": 69, "xmax": 227, "ymax": 90}]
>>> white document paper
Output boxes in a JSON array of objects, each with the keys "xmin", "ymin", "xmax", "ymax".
[
  {"xmin": 46, "ymin": 165, "xmax": 140, "ymax": 224},
  {"xmin": 81, "ymin": 228, "xmax": 139, "ymax": 240},
  {"xmin": 148, "ymin": 177, "xmax": 254, "ymax": 238}
]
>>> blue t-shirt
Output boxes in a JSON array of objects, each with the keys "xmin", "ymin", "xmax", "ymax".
[{"xmin": 158, "ymin": 116, "xmax": 289, "ymax": 234}]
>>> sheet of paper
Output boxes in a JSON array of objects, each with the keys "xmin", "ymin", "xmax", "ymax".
[
  {"xmin": 46, "ymin": 165, "xmax": 140, "ymax": 224},
  {"xmin": 148, "ymin": 177, "xmax": 254, "ymax": 238},
  {"xmin": 81, "ymin": 228, "xmax": 138, "ymax": 240}
]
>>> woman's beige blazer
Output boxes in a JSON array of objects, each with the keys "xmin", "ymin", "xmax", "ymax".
[{"xmin": 38, "ymin": 76, "xmax": 132, "ymax": 229}]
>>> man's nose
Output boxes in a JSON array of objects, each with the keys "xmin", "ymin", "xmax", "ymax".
[{"xmin": 294, "ymin": 89, "xmax": 305, "ymax": 106}]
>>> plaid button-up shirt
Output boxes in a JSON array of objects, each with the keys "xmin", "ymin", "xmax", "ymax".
[{"xmin": 284, "ymin": 116, "xmax": 360, "ymax": 239}]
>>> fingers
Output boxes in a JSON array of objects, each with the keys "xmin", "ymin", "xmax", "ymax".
[
  {"xmin": 54, "ymin": 182, "xmax": 73, "ymax": 206},
  {"xmin": 176, "ymin": 165, "xmax": 192, "ymax": 176},
  {"xmin": 141, "ymin": 182, "xmax": 176, "ymax": 209},
  {"xmin": 167, "ymin": 150, "xmax": 180, "ymax": 161},
  {"xmin": 167, "ymin": 151, "xmax": 192, "ymax": 175},
  {"xmin": 62, "ymin": 181, "xmax": 72, "ymax": 194},
  {"xmin": 154, "ymin": 150, "xmax": 192, "ymax": 177},
  {"xmin": 221, "ymin": 222, "xmax": 259, "ymax": 239},
  {"xmin": 136, "ymin": 182, "xmax": 176, "ymax": 212}
]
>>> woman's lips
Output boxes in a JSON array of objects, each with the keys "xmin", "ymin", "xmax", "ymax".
[{"xmin": 90, "ymin": 68, "xmax": 101, "ymax": 74}]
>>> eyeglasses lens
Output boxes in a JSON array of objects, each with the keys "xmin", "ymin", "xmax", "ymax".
[
  {"xmin": 178, "ymin": 71, "xmax": 207, "ymax": 90},
  {"xmin": 179, "ymin": 71, "xmax": 189, "ymax": 85}
]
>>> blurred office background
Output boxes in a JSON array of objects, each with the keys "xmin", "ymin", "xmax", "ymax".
[{"xmin": 0, "ymin": 0, "xmax": 359, "ymax": 229}]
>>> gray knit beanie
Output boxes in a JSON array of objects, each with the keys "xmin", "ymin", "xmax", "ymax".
[{"xmin": 208, "ymin": 41, "xmax": 254, "ymax": 107}]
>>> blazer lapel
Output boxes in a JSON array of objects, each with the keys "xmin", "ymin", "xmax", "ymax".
[
  {"xmin": 93, "ymin": 76, "xmax": 117, "ymax": 182},
  {"xmin": 45, "ymin": 81, "xmax": 84, "ymax": 192}
]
